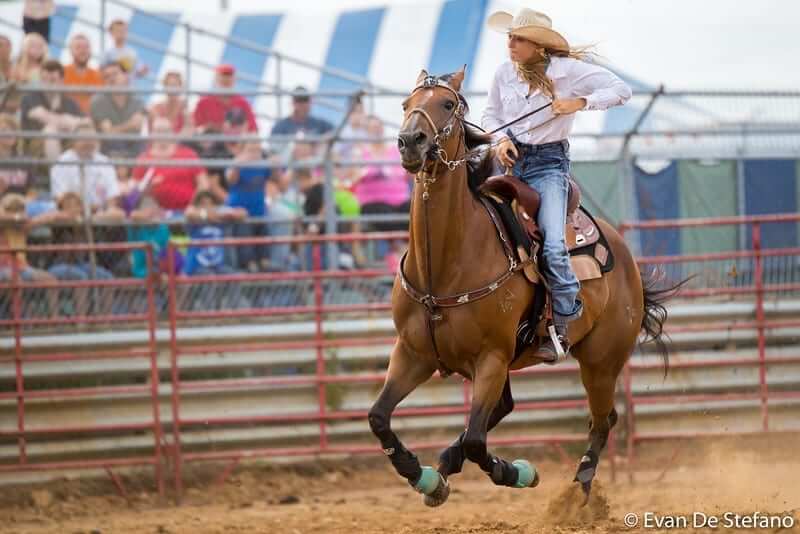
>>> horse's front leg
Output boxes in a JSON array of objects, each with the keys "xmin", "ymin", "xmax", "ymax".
[
  {"xmin": 434, "ymin": 375, "xmax": 514, "ymax": 486},
  {"xmin": 368, "ymin": 341, "xmax": 439, "ymax": 497},
  {"xmin": 462, "ymin": 352, "xmax": 540, "ymax": 490}
]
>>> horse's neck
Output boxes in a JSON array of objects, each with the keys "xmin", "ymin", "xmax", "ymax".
[{"xmin": 406, "ymin": 166, "xmax": 489, "ymax": 292}]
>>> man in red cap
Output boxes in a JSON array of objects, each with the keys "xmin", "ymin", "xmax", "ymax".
[{"xmin": 193, "ymin": 63, "xmax": 258, "ymax": 133}]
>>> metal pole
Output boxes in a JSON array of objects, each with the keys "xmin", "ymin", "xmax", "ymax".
[
  {"xmin": 736, "ymin": 158, "xmax": 747, "ymax": 251},
  {"xmin": 11, "ymin": 257, "xmax": 26, "ymax": 464},
  {"xmin": 322, "ymin": 92, "xmax": 365, "ymax": 270},
  {"xmin": 79, "ymin": 163, "xmax": 99, "ymax": 315},
  {"xmin": 323, "ymin": 156, "xmax": 338, "ymax": 271},
  {"xmin": 166, "ymin": 243, "xmax": 183, "ymax": 502},
  {"xmin": 100, "ymin": 0, "xmax": 107, "ymax": 55},
  {"xmin": 312, "ymin": 243, "xmax": 328, "ymax": 450},
  {"xmin": 144, "ymin": 245, "xmax": 165, "ymax": 497},
  {"xmin": 753, "ymin": 224, "xmax": 769, "ymax": 431},
  {"xmin": 184, "ymin": 24, "xmax": 192, "ymax": 92},
  {"xmin": 618, "ymin": 88, "xmax": 663, "ymax": 256}
]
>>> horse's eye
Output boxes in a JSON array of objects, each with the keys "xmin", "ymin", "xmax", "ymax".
[{"xmin": 444, "ymin": 100, "xmax": 455, "ymax": 111}]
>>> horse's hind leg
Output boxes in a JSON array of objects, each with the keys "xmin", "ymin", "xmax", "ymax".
[
  {"xmin": 436, "ymin": 375, "xmax": 514, "ymax": 479},
  {"xmin": 368, "ymin": 343, "xmax": 438, "ymax": 496},
  {"xmin": 461, "ymin": 353, "xmax": 540, "ymax": 491},
  {"xmin": 575, "ymin": 362, "xmax": 621, "ymax": 503}
]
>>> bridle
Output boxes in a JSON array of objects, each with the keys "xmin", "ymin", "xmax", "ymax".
[
  {"xmin": 397, "ymin": 75, "xmax": 534, "ymax": 377},
  {"xmin": 400, "ymin": 75, "xmax": 468, "ymax": 198}
]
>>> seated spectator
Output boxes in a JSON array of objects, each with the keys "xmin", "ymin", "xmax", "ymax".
[
  {"xmin": 182, "ymin": 190, "xmax": 247, "ymax": 309},
  {"xmin": 0, "ymin": 115, "xmax": 30, "ymax": 197},
  {"xmin": 22, "ymin": 0, "xmax": 53, "ymax": 43},
  {"xmin": 21, "ymin": 59, "xmax": 86, "ymax": 160},
  {"xmin": 47, "ymin": 191, "xmax": 122, "ymax": 316},
  {"xmin": 265, "ymin": 169, "xmax": 301, "ymax": 272},
  {"xmin": 0, "ymin": 35, "xmax": 11, "ymax": 84},
  {"xmin": 184, "ymin": 190, "xmax": 246, "ymax": 275},
  {"xmin": 127, "ymin": 190, "xmax": 175, "ymax": 279},
  {"xmin": 190, "ymin": 107, "xmax": 252, "ymax": 202},
  {"xmin": 0, "ymin": 192, "xmax": 58, "ymax": 316},
  {"xmin": 11, "ymin": 31, "xmax": 47, "ymax": 84},
  {"xmin": 193, "ymin": 64, "xmax": 257, "ymax": 134},
  {"xmin": 351, "ymin": 115, "xmax": 411, "ymax": 232},
  {"xmin": 271, "ymin": 86, "xmax": 333, "ymax": 139},
  {"xmin": 90, "ymin": 61, "xmax": 145, "ymax": 158},
  {"xmin": 148, "ymin": 70, "xmax": 193, "ymax": 135},
  {"xmin": 50, "ymin": 123, "xmax": 123, "ymax": 215},
  {"xmin": 63, "ymin": 33, "xmax": 104, "ymax": 114},
  {"xmin": 101, "ymin": 19, "xmax": 148, "ymax": 79},
  {"xmin": 131, "ymin": 116, "xmax": 208, "ymax": 211},
  {"xmin": 225, "ymin": 141, "xmax": 272, "ymax": 272}
]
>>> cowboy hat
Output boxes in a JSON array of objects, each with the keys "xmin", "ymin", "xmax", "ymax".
[{"xmin": 487, "ymin": 8, "xmax": 569, "ymax": 51}]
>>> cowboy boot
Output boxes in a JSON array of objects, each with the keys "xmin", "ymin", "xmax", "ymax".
[{"xmin": 535, "ymin": 313, "xmax": 571, "ymax": 364}]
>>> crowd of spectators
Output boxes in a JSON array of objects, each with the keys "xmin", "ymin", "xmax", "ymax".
[{"xmin": 0, "ymin": 17, "xmax": 414, "ymax": 309}]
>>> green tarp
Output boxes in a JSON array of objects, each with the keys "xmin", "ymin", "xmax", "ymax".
[
  {"xmin": 677, "ymin": 160, "xmax": 739, "ymax": 254},
  {"xmin": 571, "ymin": 162, "xmax": 624, "ymax": 226}
]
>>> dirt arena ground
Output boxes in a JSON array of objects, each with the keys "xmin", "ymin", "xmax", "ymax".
[{"xmin": 0, "ymin": 435, "xmax": 798, "ymax": 534}]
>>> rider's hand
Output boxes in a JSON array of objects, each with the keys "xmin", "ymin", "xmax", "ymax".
[
  {"xmin": 552, "ymin": 98, "xmax": 587, "ymax": 115},
  {"xmin": 494, "ymin": 136, "xmax": 518, "ymax": 169}
]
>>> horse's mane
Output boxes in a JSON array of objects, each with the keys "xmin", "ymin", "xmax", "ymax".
[{"xmin": 431, "ymin": 73, "xmax": 496, "ymax": 192}]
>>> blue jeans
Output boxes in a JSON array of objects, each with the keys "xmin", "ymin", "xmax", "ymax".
[{"xmin": 510, "ymin": 135, "xmax": 582, "ymax": 318}]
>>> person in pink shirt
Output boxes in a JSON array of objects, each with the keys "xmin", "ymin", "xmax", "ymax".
[
  {"xmin": 352, "ymin": 115, "xmax": 411, "ymax": 232},
  {"xmin": 193, "ymin": 64, "xmax": 257, "ymax": 134}
]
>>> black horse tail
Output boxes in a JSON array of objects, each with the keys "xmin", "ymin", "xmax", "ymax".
[{"xmin": 639, "ymin": 268, "xmax": 692, "ymax": 377}]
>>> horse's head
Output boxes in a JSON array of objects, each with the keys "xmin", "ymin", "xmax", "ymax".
[{"xmin": 398, "ymin": 66, "xmax": 467, "ymax": 174}]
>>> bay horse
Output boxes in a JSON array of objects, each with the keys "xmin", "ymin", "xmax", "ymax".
[{"xmin": 368, "ymin": 66, "xmax": 675, "ymax": 507}]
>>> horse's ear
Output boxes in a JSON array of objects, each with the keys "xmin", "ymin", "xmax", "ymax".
[
  {"xmin": 449, "ymin": 64, "xmax": 467, "ymax": 91},
  {"xmin": 415, "ymin": 69, "xmax": 429, "ymax": 86}
]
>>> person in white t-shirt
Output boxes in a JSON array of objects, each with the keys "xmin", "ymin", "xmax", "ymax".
[
  {"xmin": 482, "ymin": 8, "xmax": 631, "ymax": 363},
  {"xmin": 49, "ymin": 123, "xmax": 123, "ymax": 215}
]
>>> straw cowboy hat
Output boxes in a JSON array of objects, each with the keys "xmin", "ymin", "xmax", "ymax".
[{"xmin": 487, "ymin": 8, "xmax": 569, "ymax": 51}]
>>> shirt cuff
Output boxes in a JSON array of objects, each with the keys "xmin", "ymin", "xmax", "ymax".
[{"xmin": 582, "ymin": 93, "xmax": 600, "ymax": 111}]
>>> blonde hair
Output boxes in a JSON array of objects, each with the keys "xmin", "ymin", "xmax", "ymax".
[
  {"xmin": 514, "ymin": 44, "xmax": 594, "ymax": 99},
  {"xmin": 13, "ymin": 32, "xmax": 48, "ymax": 82}
]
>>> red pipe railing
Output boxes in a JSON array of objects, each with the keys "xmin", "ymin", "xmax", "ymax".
[{"xmin": 0, "ymin": 214, "xmax": 799, "ymax": 501}]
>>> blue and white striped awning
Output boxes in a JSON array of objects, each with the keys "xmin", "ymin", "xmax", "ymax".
[{"xmin": 0, "ymin": 0, "xmax": 650, "ymax": 136}]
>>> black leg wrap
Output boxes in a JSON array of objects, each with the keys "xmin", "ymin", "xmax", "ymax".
[
  {"xmin": 438, "ymin": 433, "xmax": 466, "ymax": 476},
  {"xmin": 574, "ymin": 449, "xmax": 599, "ymax": 484},
  {"xmin": 487, "ymin": 455, "xmax": 520, "ymax": 487},
  {"xmin": 384, "ymin": 436, "xmax": 422, "ymax": 484},
  {"xmin": 369, "ymin": 410, "xmax": 422, "ymax": 483}
]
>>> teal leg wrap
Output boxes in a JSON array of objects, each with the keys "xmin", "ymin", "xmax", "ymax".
[
  {"xmin": 413, "ymin": 466, "xmax": 440, "ymax": 495},
  {"xmin": 512, "ymin": 459, "xmax": 536, "ymax": 488}
]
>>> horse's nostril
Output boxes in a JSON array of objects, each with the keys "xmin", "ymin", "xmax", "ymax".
[
  {"xmin": 397, "ymin": 137, "xmax": 406, "ymax": 150},
  {"xmin": 414, "ymin": 132, "xmax": 427, "ymax": 145}
]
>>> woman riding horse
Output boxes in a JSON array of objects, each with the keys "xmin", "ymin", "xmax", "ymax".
[{"xmin": 483, "ymin": 8, "xmax": 632, "ymax": 362}]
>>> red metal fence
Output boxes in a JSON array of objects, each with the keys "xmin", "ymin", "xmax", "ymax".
[
  {"xmin": 618, "ymin": 213, "xmax": 800, "ymax": 470},
  {"xmin": 1, "ymin": 214, "xmax": 799, "ymax": 501}
]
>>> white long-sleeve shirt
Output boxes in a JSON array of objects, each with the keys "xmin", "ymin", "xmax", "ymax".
[{"xmin": 481, "ymin": 56, "xmax": 632, "ymax": 145}]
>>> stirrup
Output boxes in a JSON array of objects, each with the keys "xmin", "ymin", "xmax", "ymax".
[{"xmin": 544, "ymin": 324, "xmax": 568, "ymax": 364}]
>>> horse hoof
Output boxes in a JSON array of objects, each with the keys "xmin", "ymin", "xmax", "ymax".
[
  {"xmin": 512, "ymin": 459, "xmax": 539, "ymax": 488},
  {"xmin": 423, "ymin": 475, "xmax": 450, "ymax": 507},
  {"xmin": 414, "ymin": 466, "xmax": 447, "ymax": 497}
]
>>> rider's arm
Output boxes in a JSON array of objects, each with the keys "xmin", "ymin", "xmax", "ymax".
[{"xmin": 569, "ymin": 59, "xmax": 632, "ymax": 111}]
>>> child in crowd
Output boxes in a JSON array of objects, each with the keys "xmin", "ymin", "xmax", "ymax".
[
  {"xmin": 225, "ymin": 141, "xmax": 272, "ymax": 272},
  {"xmin": 0, "ymin": 192, "xmax": 59, "ymax": 316},
  {"xmin": 183, "ymin": 190, "xmax": 247, "ymax": 310}
]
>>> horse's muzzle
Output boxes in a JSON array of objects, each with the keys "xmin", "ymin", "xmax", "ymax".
[{"xmin": 398, "ymin": 129, "xmax": 430, "ymax": 172}]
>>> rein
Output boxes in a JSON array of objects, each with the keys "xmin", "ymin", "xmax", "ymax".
[{"xmin": 399, "ymin": 76, "xmax": 537, "ymax": 377}]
